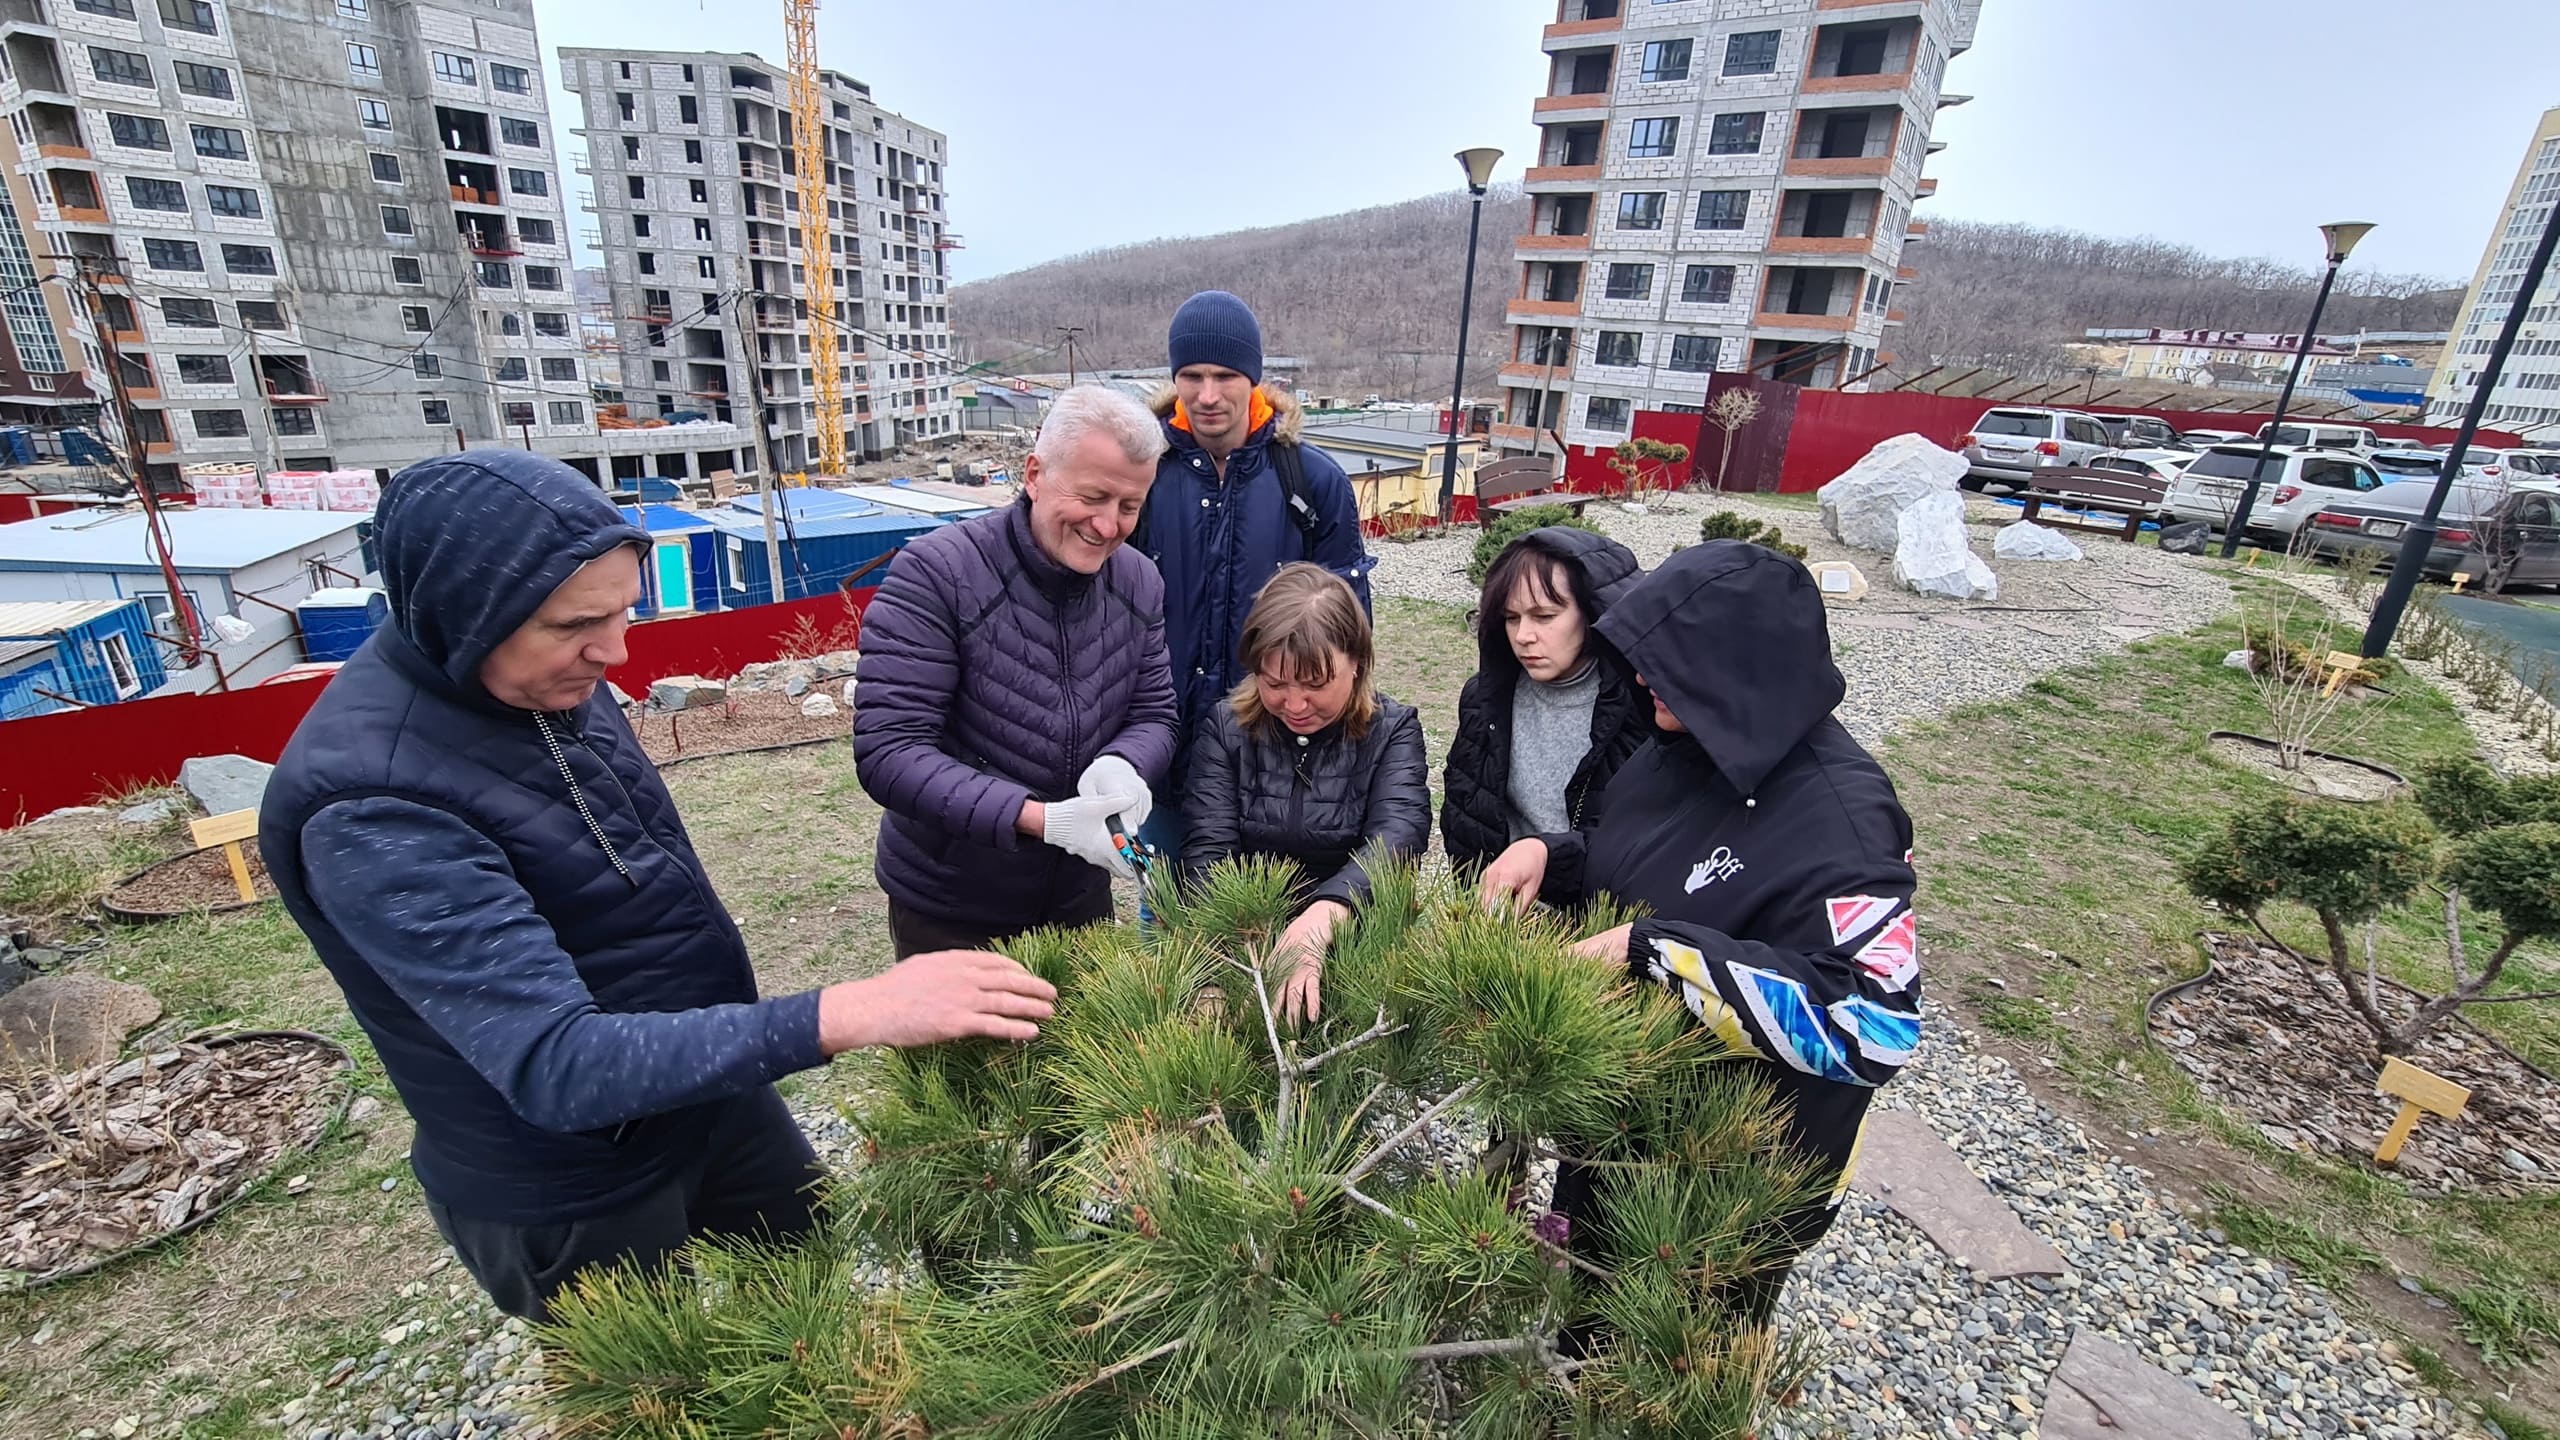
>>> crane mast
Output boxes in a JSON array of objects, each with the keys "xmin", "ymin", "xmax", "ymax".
[{"xmin": 783, "ymin": 0, "xmax": 843, "ymax": 479}]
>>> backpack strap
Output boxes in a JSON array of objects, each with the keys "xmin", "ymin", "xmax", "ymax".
[{"xmin": 1268, "ymin": 439, "xmax": 1327, "ymax": 553}]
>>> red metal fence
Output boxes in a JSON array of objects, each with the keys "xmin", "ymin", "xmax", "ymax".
[{"xmin": 0, "ymin": 588, "xmax": 878, "ymax": 824}]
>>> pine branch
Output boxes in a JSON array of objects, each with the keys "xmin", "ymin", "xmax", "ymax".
[
  {"xmin": 946, "ymin": 1338, "xmax": 1190, "ymax": 1436},
  {"xmin": 1343, "ymin": 1081, "xmax": 1482, "ymax": 1189},
  {"xmin": 1226, "ymin": 955, "xmax": 1294, "ymax": 1141},
  {"xmin": 1533, "ymin": 1235, "xmax": 1616, "ymax": 1282},
  {"xmin": 1405, "ymin": 1336, "xmax": 1543, "ymax": 1363},
  {"xmin": 1296, "ymin": 1006, "xmax": 1404, "ymax": 1077}
]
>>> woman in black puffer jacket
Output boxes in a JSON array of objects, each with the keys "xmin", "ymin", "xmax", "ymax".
[
  {"xmin": 1183, "ymin": 563, "xmax": 1431, "ymax": 1025},
  {"xmin": 1440, "ymin": 528, "xmax": 1654, "ymax": 877}
]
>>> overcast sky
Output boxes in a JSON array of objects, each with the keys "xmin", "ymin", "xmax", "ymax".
[{"xmin": 537, "ymin": 0, "xmax": 2560, "ymax": 287}]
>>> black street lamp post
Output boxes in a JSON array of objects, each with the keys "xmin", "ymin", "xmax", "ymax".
[
  {"xmin": 1439, "ymin": 146, "xmax": 1503, "ymax": 521},
  {"xmin": 2220, "ymin": 221, "xmax": 2374, "ymax": 558},
  {"xmin": 2363, "ymin": 196, "xmax": 2560, "ymax": 658}
]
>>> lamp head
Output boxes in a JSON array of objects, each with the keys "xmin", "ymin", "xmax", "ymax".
[
  {"xmin": 1456, "ymin": 147, "xmax": 1503, "ymax": 195},
  {"xmin": 2319, "ymin": 221, "xmax": 2376, "ymax": 265}
]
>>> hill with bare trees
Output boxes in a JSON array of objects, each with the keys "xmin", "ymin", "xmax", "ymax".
[{"xmin": 951, "ymin": 195, "xmax": 2465, "ymax": 395}]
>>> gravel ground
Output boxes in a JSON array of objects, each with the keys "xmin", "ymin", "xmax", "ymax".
[{"xmin": 1371, "ymin": 489, "xmax": 2234, "ymax": 744}]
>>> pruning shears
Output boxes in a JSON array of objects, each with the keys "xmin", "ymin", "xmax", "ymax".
[{"xmin": 1107, "ymin": 812, "xmax": 1156, "ymax": 879}]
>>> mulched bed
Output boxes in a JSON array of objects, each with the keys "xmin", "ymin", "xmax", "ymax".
[
  {"xmin": 2205, "ymin": 732, "xmax": 2407, "ymax": 803},
  {"xmin": 631, "ymin": 690, "xmax": 851, "ymax": 768},
  {"xmin": 2153, "ymin": 932, "xmax": 2560, "ymax": 1195},
  {"xmin": 103, "ymin": 844, "xmax": 276, "ymax": 920},
  {"xmin": 0, "ymin": 1032, "xmax": 350, "ymax": 1287}
]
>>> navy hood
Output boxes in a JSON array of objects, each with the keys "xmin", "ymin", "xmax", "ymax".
[
  {"xmin": 1594, "ymin": 540, "xmax": 1843, "ymax": 797},
  {"xmin": 1475, "ymin": 526, "xmax": 1644, "ymax": 673},
  {"xmin": 373, "ymin": 449, "xmax": 647, "ymax": 693}
]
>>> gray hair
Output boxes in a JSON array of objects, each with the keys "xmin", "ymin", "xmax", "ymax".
[{"xmin": 1032, "ymin": 385, "xmax": 1168, "ymax": 473}]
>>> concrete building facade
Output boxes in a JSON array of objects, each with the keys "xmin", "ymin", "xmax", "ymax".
[
  {"xmin": 0, "ymin": 0, "xmax": 589, "ymax": 483},
  {"xmin": 1498, "ymin": 0, "xmax": 1980, "ymax": 455},
  {"xmin": 2426, "ymin": 105, "xmax": 2560, "ymax": 443},
  {"xmin": 562, "ymin": 47, "xmax": 958, "ymax": 472}
]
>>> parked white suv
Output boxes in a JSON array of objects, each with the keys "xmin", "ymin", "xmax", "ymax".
[
  {"xmin": 2255, "ymin": 421, "xmax": 2380, "ymax": 456},
  {"xmin": 2163, "ymin": 444, "xmax": 2385, "ymax": 547},
  {"xmin": 1959, "ymin": 407, "xmax": 2114, "ymax": 491}
]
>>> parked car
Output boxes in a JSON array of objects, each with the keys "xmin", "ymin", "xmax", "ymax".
[
  {"xmin": 2082, "ymin": 448, "xmax": 2194, "ymax": 517},
  {"xmin": 2095, "ymin": 414, "xmax": 2182, "ymax": 450},
  {"xmin": 2303, "ymin": 480, "xmax": 2560, "ymax": 588},
  {"xmin": 2370, "ymin": 448, "xmax": 2483, "ymax": 481},
  {"xmin": 2255, "ymin": 421, "xmax": 2381, "ymax": 455},
  {"xmin": 1958, "ymin": 407, "xmax": 2114, "ymax": 491},
  {"xmin": 2162, "ymin": 444, "xmax": 2385, "ymax": 547},
  {"xmin": 2177, "ymin": 428, "xmax": 2255, "ymax": 450}
]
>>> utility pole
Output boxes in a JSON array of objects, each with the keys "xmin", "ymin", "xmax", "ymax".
[
  {"xmin": 65, "ymin": 259, "xmax": 201, "ymax": 658},
  {"xmin": 1058, "ymin": 326, "xmax": 1083, "ymax": 387},
  {"xmin": 243, "ymin": 316, "xmax": 280, "ymax": 480},
  {"xmin": 735, "ymin": 293, "xmax": 788, "ymax": 605}
]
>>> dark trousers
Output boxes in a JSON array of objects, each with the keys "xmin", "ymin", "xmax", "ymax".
[
  {"xmin": 887, "ymin": 891, "xmax": 1113, "ymax": 959},
  {"xmin": 425, "ymin": 1085, "xmax": 823, "ymax": 1324}
]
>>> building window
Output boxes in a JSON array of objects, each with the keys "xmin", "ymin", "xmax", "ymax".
[
  {"xmin": 143, "ymin": 238, "xmax": 203, "ymax": 271},
  {"xmin": 372, "ymin": 204, "xmax": 412, "ymax": 236},
  {"xmin": 525, "ymin": 265, "xmax": 561, "ymax": 291},
  {"xmin": 156, "ymin": 0, "xmax": 216, "ymax": 35},
  {"xmin": 190, "ymin": 125, "xmax": 248, "ymax": 162},
  {"xmin": 391, "ymin": 256, "xmax": 423, "ymax": 285},
  {"xmin": 533, "ymin": 311, "xmax": 569, "ymax": 337},
  {"xmin": 497, "ymin": 313, "xmax": 522, "ymax": 336},
  {"xmin": 1681, "ymin": 264, "xmax": 1736, "ymax": 303},
  {"xmin": 696, "ymin": 255, "xmax": 716, "ymax": 280},
  {"xmin": 369, "ymin": 152, "xmax": 402, "ymax": 183},
  {"xmin": 335, "ymin": 0, "xmax": 366, "ymax": 15},
  {"xmin": 99, "ymin": 632, "xmax": 140, "ymax": 698},
  {"xmin": 500, "ymin": 116, "xmax": 540, "ymax": 147},
  {"xmin": 1640, "ymin": 39, "xmax": 1691, "ymax": 83},
  {"xmin": 474, "ymin": 260, "xmax": 511, "ymax": 288},
  {"xmin": 615, "ymin": 92, "xmax": 635, "ymax": 122},
  {"xmin": 72, "ymin": 0, "xmax": 135, "ymax": 15},
  {"xmin": 1594, "ymin": 331, "xmax": 1641, "ymax": 367},
  {"xmin": 431, "ymin": 52, "xmax": 475, "ymax": 84},
  {"xmin": 1667, "ymin": 335, "xmax": 1721, "ymax": 372},
  {"xmin": 346, "ymin": 42, "xmax": 379, "ymax": 77},
  {"xmin": 678, "ymin": 95, "xmax": 699, "ymax": 125},
  {"xmin": 358, "ymin": 99, "xmax": 391, "ymax": 131},
  {"xmin": 506, "ymin": 167, "xmax": 548, "ymax": 197},
  {"xmin": 270, "ymin": 407, "xmax": 316, "ymax": 437},
  {"xmin": 1723, "ymin": 30, "xmax": 1781, "ymax": 76},
  {"xmin": 688, "ymin": 178, "xmax": 707, "ymax": 204},
  {"xmin": 1587, "ymin": 396, "xmax": 1630, "ymax": 431},
  {"xmin": 175, "ymin": 353, "xmax": 231, "ymax": 384},
  {"xmin": 548, "ymin": 400, "xmax": 584, "ymax": 425},
  {"xmin": 1604, "ymin": 263, "xmax": 1653, "ymax": 300},
  {"xmin": 1616, "ymin": 191, "xmax": 1665, "ymax": 230},
  {"xmin": 631, "ymin": 213, "xmax": 651, "ymax": 237},
  {"xmin": 204, "ymin": 184, "xmax": 259, "ymax": 218},
  {"xmin": 421, "ymin": 399, "xmax": 450, "ymax": 426},
  {"xmin": 490, "ymin": 62, "xmax": 530, "ymax": 95},
  {"xmin": 1695, "ymin": 190, "xmax": 1749, "ymax": 230},
  {"xmin": 1618, "ymin": 116, "xmax": 1684, "ymax": 165},
  {"xmin": 88, "ymin": 47, "xmax": 153, "ymax": 88},
  {"xmin": 194, "ymin": 408, "xmax": 247, "ymax": 438},
  {"xmin": 221, "ymin": 243, "xmax": 274, "ymax": 274},
  {"xmin": 502, "ymin": 402, "xmax": 535, "ymax": 427},
  {"xmin": 637, "ymin": 252, "xmax": 656, "ymax": 275},
  {"xmin": 1708, "ymin": 113, "xmax": 1766, "ymax": 155},
  {"xmin": 626, "ymin": 175, "xmax": 647, "ymax": 200},
  {"xmin": 401, "ymin": 304, "xmax": 431, "ymax": 332},
  {"xmin": 517, "ymin": 217, "xmax": 555, "ymax": 246},
  {"xmin": 236, "ymin": 300, "xmax": 283, "ymax": 330},
  {"xmin": 126, "ymin": 176, "xmax": 188, "ymax": 212},
  {"xmin": 174, "ymin": 60, "xmax": 232, "ymax": 98},
  {"xmin": 493, "ymin": 357, "xmax": 527, "ymax": 381},
  {"xmin": 541, "ymin": 357, "xmax": 578, "ymax": 381},
  {"xmin": 412, "ymin": 354, "xmax": 440, "ymax": 377},
  {"xmin": 107, "ymin": 113, "xmax": 170, "ymax": 150},
  {"xmin": 684, "ymin": 138, "xmax": 703, "ymax": 164}
]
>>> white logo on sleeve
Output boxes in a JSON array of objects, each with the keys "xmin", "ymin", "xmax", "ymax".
[{"xmin": 1685, "ymin": 846, "xmax": 1745, "ymax": 893}]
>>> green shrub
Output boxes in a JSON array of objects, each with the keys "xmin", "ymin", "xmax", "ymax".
[
  {"xmin": 1698, "ymin": 510, "xmax": 1809, "ymax": 562},
  {"xmin": 1466, "ymin": 504, "xmax": 1601, "ymax": 589}
]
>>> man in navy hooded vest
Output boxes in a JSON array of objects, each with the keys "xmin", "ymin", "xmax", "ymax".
[{"xmin": 262, "ymin": 449, "xmax": 1057, "ymax": 1322}]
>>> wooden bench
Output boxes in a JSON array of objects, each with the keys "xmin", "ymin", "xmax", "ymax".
[
  {"xmin": 1472, "ymin": 456, "xmax": 1590, "ymax": 521},
  {"xmin": 2013, "ymin": 467, "xmax": 2169, "ymax": 543}
]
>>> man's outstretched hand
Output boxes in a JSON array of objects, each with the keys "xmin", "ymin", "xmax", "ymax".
[{"xmin": 818, "ymin": 950, "xmax": 1058, "ymax": 1054}]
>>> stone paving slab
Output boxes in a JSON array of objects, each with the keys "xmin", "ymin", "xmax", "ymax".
[
  {"xmin": 2041, "ymin": 1331, "xmax": 2250, "ymax": 1440},
  {"xmin": 1850, "ymin": 1107, "xmax": 2069, "ymax": 1279}
]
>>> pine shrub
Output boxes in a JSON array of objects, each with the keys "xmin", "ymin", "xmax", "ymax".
[{"xmin": 1467, "ymin": 505, "xmax": 1602, "ymax": 589}]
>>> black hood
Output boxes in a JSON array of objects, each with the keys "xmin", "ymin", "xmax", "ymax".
[
  {"xmin": 373, "ymin": 449, "xmax": 647, "ymax": 697},
  {"xmin": 1594, "ymin": 540, "xmax": 1843, "ymax": 797},
  {"xmin": 1475, "ymin": 526, "xmax": 1645, "ymax": 673}
]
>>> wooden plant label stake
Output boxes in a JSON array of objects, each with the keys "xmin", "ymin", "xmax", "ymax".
[
  {"xmin": 2451, "ymin": 572, "xmax": 2472, "ymax": 594},
  {"xmin": 2320, "ymin": 651, "xmax": 2364, "ymax": 698},
  {"xmin": 2373, "ymin": 1057, "xmax": 2470, "ymax": 1165},
  {"xmin": 189, "ymin": 808, "xmax": 261, "ymax": 904}
]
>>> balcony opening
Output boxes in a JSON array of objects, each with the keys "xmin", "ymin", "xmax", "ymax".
[
  {"xmin": 435, "ymin": 107, "xmax": 493, "ymax": 156},
  {"xmin": 445, "ymin": 157, "xmax": 500, "ymax": 205},
  {"xmin": 1546, "ymin": 123, "xmax": 1602, "ymax": 168},
  {"xmin": 259, "ymin": 354, "xmax": 322, "ymax": 401},
  {"xmin": 1811, "ymin": 21, "xmax": 1914, "ymax": 80},
  {"xmin": 1515, "ymin": 325, "xmax": 1573, "ymax": 366},
  {"xmin": 1534, "ymin": 194, "xmax": 1591, "ymax": 237},
  {"xmin": 50, "ymin": 169, "xmax": 101, "ymax": 211},
  {"xmin": 1535, "ymin": 262, "xmax": 1582, "ymax": 305},
  {"xmin": 1557, "ymin": 49, "xmax": 1611, "ymax": 96},
  {"xmin": 1563, "ymin": 0, "xmax": 1618, "ymax": 19},
  {"xmin": 1780, "ymin": 190, "xmax": 1876, "ymax": 239},
  {"xmin": 3, "ymin": 35, "xmax": 66, "ymax": 95},
  {"xmin": 1750, "ymin": 339, "xmax": 1846, "ymax": 389},
  {"xmin": 1798, "ymin": 107, "xmax": 1894, "ymax": 161},
  {"xmin": 25, "ymin": 102, "xmax": 84, "ymax": 152},
  {"xmin": 1763, "ymin": 266, "xmax": 1861, "ymax": 318}
]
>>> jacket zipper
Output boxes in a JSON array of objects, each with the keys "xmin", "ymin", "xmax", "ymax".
[
  {"xmin": 1058, "ymin": 590, "xmax": 1082, "ymax": 781},
  {"xmin": 535, "ymin": 710, "xmax": 638, "ymax": 888},
  {"xmin": 1289, "ymin": 733, "xmax": 1311, "ymax": 840}
]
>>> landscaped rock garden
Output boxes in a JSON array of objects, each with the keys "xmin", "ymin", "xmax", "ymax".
[
  {"xmin": 631, "ymin": 685, "xmax": 853, "ymax": 767},
  {"xmin": 0, "ymin": 1032, "xmax": 348, "ymax": 1287},
  {"xmin": 102, "ymin": 843, "xmax": 277, "ymax": 919}
]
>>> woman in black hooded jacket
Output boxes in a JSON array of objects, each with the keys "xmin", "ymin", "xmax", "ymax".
[
  {"xmin": 1479, "ymin": 540, "xmax": 1921, "ymax": 1322},
  {"xmin": 1440, "ymin": 527, "xmax": 1655, "ymax": 876}
]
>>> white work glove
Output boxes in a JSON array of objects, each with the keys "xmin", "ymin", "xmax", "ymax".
[
  {"xmin": 1042, "ymin": 794, "xmax": 1138, "ymax": 880},
  {"xmin": 1075, "ymin": 754, "xmax": 1153, "ymax": 830}
]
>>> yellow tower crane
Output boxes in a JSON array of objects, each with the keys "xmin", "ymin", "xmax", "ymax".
[{"xmin": 783, "ymin": 0, "xmax": 843, "ymax": 480}]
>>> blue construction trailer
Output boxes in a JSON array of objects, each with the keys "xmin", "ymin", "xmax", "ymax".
[
  {"xmin": 698, "ymin": 507, "xmax": 940, "ymax": 604},
  {"xmin": 618, "ymin": 504, "xmax": 724, "ymax": 618},
  {"xmin": 0, "ymin": 599, "xmax": 166, "ymax": 707}
]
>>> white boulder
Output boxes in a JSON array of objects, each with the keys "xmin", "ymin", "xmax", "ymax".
[
  {"xmin": 1993, "ymin": 521, "xmax": 2085, "ymax": 563},
  {"xmin": 1893, "ymin": 490, "xmax": 1999, "ymax": 602},
  {"xmin": 799, "ymin": 692, "xmax": 840, "ymax": 719},
  {"xmin": 1818, "ymin": 434, "xmax": 1968, "ymax": 555}
]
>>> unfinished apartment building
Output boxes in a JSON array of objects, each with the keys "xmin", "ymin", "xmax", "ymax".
[
  {"xmin": 563, "ymin": 48, "xmax": 957, "ymax": 471},
  {"xmin": 1500, "ymin": 0, "xmax": 1981, "ymax": 455},
  {"xmin": 0, "ymin": 0, "xmax": 588, "ymax": 481}
]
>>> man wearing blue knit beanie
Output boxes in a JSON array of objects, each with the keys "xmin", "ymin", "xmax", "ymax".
[{"xmin": 1131, "ymin": 290, "xmax": 1371, "ymax": 883}]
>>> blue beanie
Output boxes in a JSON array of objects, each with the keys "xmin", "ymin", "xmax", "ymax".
[{"xmin": 1167, "ymin": 290, "xmax": 1264, "ymax": 385}]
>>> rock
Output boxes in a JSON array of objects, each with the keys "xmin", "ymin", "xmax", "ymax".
[
  {"xmin": 0, "ymin": 975, "xmax": 162, "ymax": 1074},
  {"xmin": 1818, "ymin": 433, "xmax": 1967, "ymax": 554},
  {"xmin": 2503, "ymin": 1148, "xmax": 2539, "ymax": 1174},
  {"xmin": 2158, "ymin": 519, "xmax": 2212, "ymax": 555},
  {"xmin": 349, "ymin": 1095, "xmax": 384, "ymax": 1125},
  {"xmin": 647, "ymin": 676, "xmax": 726, "ymax": 711},
  {"xmin": 816, "ymin": 648, "xmax": 859, "ymax": 677},
  {"xmin": 842, "ymin": 678, "xmax": 858, "ymax": 707},
  {"xmin": 2223, "ymin": 650, "xmax": 2257, "ymax": 673},
  {"xmin": 1892, "ymin": 490, "xmax": 1999, "ymax": 602},
  {"xmin": 178, "ymin": 753, "xmax": 274, "ymax": 818},
  {"xmin": 799, "ymin": 692, "xmax": 839, "ymax": 719},
  {"xmin": 782, "ymin": 672, "xmax": 812, "ymax": 697},
  {"xmin": 1992, "ymin": 520, "xmax": 2084, "ymax": 562},
  {"xmin": 1808, "ymin": 560, "xmax": 1871, "ymax": 602},
  {"xmin": 31, "ymin": 806, "xmax": 105, "ymax": 824},
  {"xmin": 117, "ymin": 798, "xmax": 185, "ymax": 825}
]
